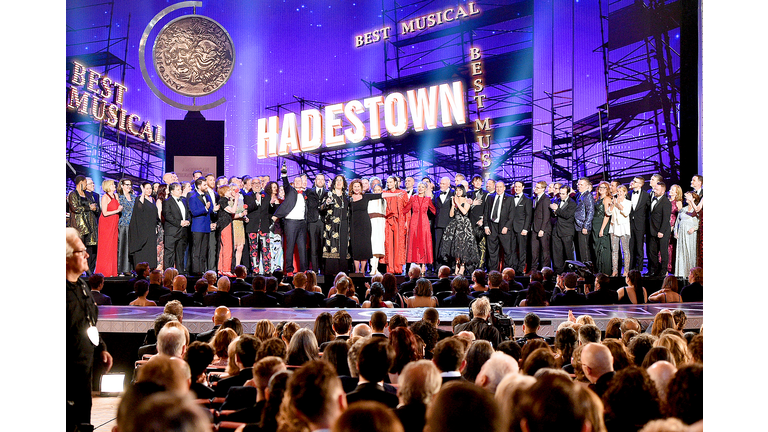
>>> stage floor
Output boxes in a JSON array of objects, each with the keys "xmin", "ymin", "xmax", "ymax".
[{"xmin": 96, "ymin": 303, "xmax": 703, "ymax": 338}]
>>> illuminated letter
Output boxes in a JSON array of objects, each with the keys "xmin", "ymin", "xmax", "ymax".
[
  {"xmin": 118, "ymin": 109, "xmax": 129, "ymax": 131},
  {"xmin": 475, "ymin": 118, "xmax": 491, "ymax": 132},
  {"xmin": 436, "ymin": 12, "xmax": 444, "ymax": 25},
  {"xmin": 139, "ymin": 121, "xmax": 154, "ymax": 142},
  {"xmin": 469, "ymin": 2, "xmax": 481, "ymax": 15},
  {"xmin": 100, "ymin": 76, "xmax": 113, "ymax": 99},
  {"xmin": 473, "ymin": 94, "xmax": 487, "ymax": 108},
  {"xmin": 407, "ymin": 86, "xmax": 439, "ymax": 132},
  {"xmin": 355, "ymin": 35, "xmax": 364, "ymax": 47},
  {"xmin": 106, "ymin": 103, "xmax": 119, "ymax": 127},
  {"xmin": 471, "ymin": 61, "xmax": 482, "ymax": 76},
  {"xmin": 300, "ymin": 109, "xmax": 323, "ymax": 151},
  {"xmin": 456, "ymin": 6, "xmax": 468, "ymax": 19},
  {"xmin": 481, "ymin": 152, "xmax": 491, "ymax": 168},
  {"xmin": 87, "ymin": 70, "xmax": 101, "ymax": 94},
  {"xmin": 113, "ymin": 82, "xmax": 127, "ymax": 105},
  {"xmin": 381, "ymin": 27, "xmax": 392, "ymax": 39},
  {"xmin": 384, "ymin": 92, "xmax": 408, "ymax": 137},
  {"xmin": 444, "ymin": 8, "xmax": 454, "ymax": 21},
  {"xmin": 473, "ymin": 78, "xmax": 484, "ymax": 93},
  {"xmin": 427, "ymin": 14, "xmax": 436, "ymax": 28},
  {"xmin": 70, "ymin": 61, "xmax": 87, "ymax": 86},
  {"xmin": 127, "ymin": 114, "xmax": 141, "ymax": 136},
  {"xmin": 344, "ymin": 100, "xmax": 366, "ymax": 144},
  {"xmin": 401, "ymin": 20, "xmax": 415, "ymax": 34},
  {"xmin": 325, "ymin": 103, "xmax": 346, "ymax": 147},
  {"xmin": 67, "ymin": 87, "xmax": 90, "ymax": 114},
  {"xmin": 364, "ymin": 96, "xmax": 385, "ymax": 139},
  {"xmin": 470, "ymin": 47, "xmax": 481, "ymax": 61},
  {"xmin": 154, "ymin": 125, "xmax": 164, "ymax": 145},
  {"xmin": 477, "ymin": 134, "xmax": 491, "ymax": 149},
  {"xmin": 438, "ymin": 81, "xmax": 467, "ymax": 127},
  {"xmin": 90, "ymin": 97, "xmax": 106, "ymax": 121},
  {"xmin": 257, "ymin": 116, "xmax": 280, "ymax": 159},
  {"xmin": 278, "ymin": 112, "xmax": 301, "ymax": 155}
]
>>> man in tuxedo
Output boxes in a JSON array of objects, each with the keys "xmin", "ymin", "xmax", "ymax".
[
  {"xmin": 163, "ymin": 182, "xmax": 191, "ymax": 270},
  {"xmin": 243, "ymin": 178, "xmax": 272, "ymax": 275},
  {"xmin": 484, "ymin": 181, "xmax": 515, "ymax": 272},
  {"xmin": 530, "ymin": 181, "xmax": 552, "ymax": 272},
  {"xmin": 433, "ymin": 176, "xmax": 455, "ymax": 267},
  {"xmin": 550, "ymin": 186, "xmax": 577, "ymax": 275},
  {"xmin": 628, "ymin": 176, "xmax": 651, "ymax": 272},
  {"xmin": 240, "ymin": 275, "xmax": 279, "ymax": 307},
  {"xmin": 509, "ymin": 181, "xmax": 532, "ymax": 274},
  {"xmin": 346, "ymin": 339, "xmax": 399, "ymax": 408},
  {"xmin": 574, "ymin": 178, "xmax": 595, "ymax": 264},
  {"xmin": 188, "ymin": 177, "xmax": 215, "ymax": 276},
  {"xmin": 206, "ymin": 174, "xmax": 223, "ymax": 272},
  {"xmin": 468, "ymin": 175, "xmax": 489, "ymax": 268},
  {"xmin": 432, "ymin": 338, "xmax": 467, "ymax": 386},
  {"xmin": 272, "ymin": 164, "xmax": 308, "ymax": 275},
  {"xmin": 646, "ymin": 181, "xmax": 672, "ymax": 277},
  {"xmin": 324, "ymin": 277, "xmax": 359, "ymax": 308},
  {"xmin": 231, "ymin": 265, "xmax": 252, "ymax": 293},
  {"xmin": 203, "ymin": 277, "xmax": 240, "ymax": 307},
  {"xmin": 404, "ymin": 176, "xmax": 417, "ymax": 198},
  {"xmin": 283, "ymin": 272, "xmax": 324, "ymax": 307},
  {"xmin": 690, "ymin": 174, "xmax": 703, "ymax": 198},
  {"xmin": 305, "ymin": 174, "xmax": 327, "ymax": 274},
  {"xmin": 158, "ymin": 275, "xmax": 196, "ymax": 307}
]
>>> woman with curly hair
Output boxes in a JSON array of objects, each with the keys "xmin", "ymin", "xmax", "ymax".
[{"xmin": 321, "ymin": 174, "xmax": 352, "ymax": 277}]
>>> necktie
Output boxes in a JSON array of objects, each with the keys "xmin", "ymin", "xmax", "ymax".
[{"xmin": 493, "ymin": 195, "xmax": 502, "ymax": 222}]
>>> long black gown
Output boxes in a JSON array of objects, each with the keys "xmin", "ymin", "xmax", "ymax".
[
  {"xmin": 321, "ymin": 193, "xmax": 351, "ymax": 277},
  {"xmin": 128, "ymin": 196, "xmax": 159, "ymax": 268},
  {"xmin": 350, "ymin": 193, "xmax": 383, "ymax": 261}
]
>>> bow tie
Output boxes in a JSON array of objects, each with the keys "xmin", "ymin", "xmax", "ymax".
[
  {"xmin": 177, "ymin": 198, "xmax": 182, "ymax": 202},
  {"xmin": 441, "ymin": 191, "xmax": 448, "ymax": 195},
  {"xmin": 515, "ymin": 195, "xmax": 521, "ymax": 198}
]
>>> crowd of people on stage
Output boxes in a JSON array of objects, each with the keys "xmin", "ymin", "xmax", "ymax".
[{"xmin": 68, "ymin": 166, "xmax": 703, "ymax": 283}]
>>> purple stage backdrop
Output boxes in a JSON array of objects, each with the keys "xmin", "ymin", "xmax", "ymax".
[{"xmin": 66, "ymin": 0, "xmax": 696, "ymax": 194}]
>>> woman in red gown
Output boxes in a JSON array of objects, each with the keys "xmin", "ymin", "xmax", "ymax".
[
  {"xmin": 94, "ymin": 179, "xmax": 122, "ymax": 277},
  {"xmin": 381, "ymin": 176, "xmax": 409, "ymax": 274},
  {"xmin": 402, "ymin": 182, "xmax": 436, "ymax": 274}
]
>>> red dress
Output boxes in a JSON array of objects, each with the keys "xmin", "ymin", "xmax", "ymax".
[
  {"xmin": 403, "ymin": 195, "xmax": 436, "ymax": 264},
  {"xmin": 381, "ymin": 189, "xmax": 409, "ymax": 274},
  {"xmin": 94, "ymin": 193, "xmax": 119, "ymax": 277}
]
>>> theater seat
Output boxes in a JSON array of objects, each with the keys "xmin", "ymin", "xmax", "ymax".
[{"xmin": 217, "ymin": 421, "xmax": 246, "ymax": 432}]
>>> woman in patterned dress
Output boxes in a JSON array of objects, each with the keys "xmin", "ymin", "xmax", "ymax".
[
  {"xmin": 321, "ymin": 175, "xmax": 352, "ymax": 277},
  {"xmin": 155, "ymin": 184, "xmax": 167, "ymax": 270},
  {"xmin": 439, "ymin": 184, "xmax": 479, "ymax": 277}
]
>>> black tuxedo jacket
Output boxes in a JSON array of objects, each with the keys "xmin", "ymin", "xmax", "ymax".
[
  {"xmin": 552, "ymin": 198, "xmax": 577, "ymax": 237},
  {"xmin": 469, "ymin": 188, "xmax": 489, "ymax": 225},
  {"xmin": 531, "ymin": 193, "xmax": 553, "ymax": 234},
  {"xmin": 550, "ymin": 289, "xmax": 588, "ymax": 306},
  {"xmin": 586, "ymin": 289, "xmax": 619, "ymax": 305},
  {"xmin": 324, "ymin": 295, "xmax": 360, "ymax": 308},
  {"xmin": 433, "ymin": 189, "xmax": 455, "ymax": 228},
  {"xmin": 162, "ymin": 196, "xmax": 191, "ymax": 238},
  {"xmin": 158, "ymin": 290, "xmax": 197, "ymax": 307},
  {"xmin": 510, "ymin": 194, "xmax": 533, "ymax": 233},
  {"xmin": 202, "ymin": 291, "xmax": 240, "ymax": 307},
  {"xmin": 432, "ymin": 278, "xmax": 453, "ymax": 293},
  {"xmin": 484, "ymin": 192, "xmax": 515, "ymax": 231},
  {"xmin": 648, "ymin": 195, "xmax": 672, "ymax": 236},
  {"xmin": 629, "ymin": 189, "xmax": 651, "ymax": 230},
  {"xmin": 231, "ymin": 279, "xmax": 252, "ymax": 293},
  {"xmin": 243, "ymin": 191, "xmax": 271, "ymax": 233},
  {"xmin": 215, "ymin": 368, "xmax": 253, "ymax": 397},
  {"xmin": 398, "ymin": 278, "xmax": 418, "ymax": 295},
  {"xmin": 273, "ymin": 174, "xmax": 307, "ymax": 220},
  {"xmin": 240, "ymin": 291, "xmax": 279, "ymax": 307},
  {"xmin": 147, "ymin": 284, "xmax": 170, "ymax": 301},
  {"xmin": 196, "ymin": 325, "xmax": 221, "ymax": 344},
  {"xmin": 479, "ymin": 288, "xmax": 517, "ymax": 306},
  {"xmin": 283, "ymin": 288, "xmax": 324, "ymax": 308},
  {"xmin": 346, "ymin": 382, "xmax": 399, "ymax": 408},
  {"xmin": 305, "ymin": 186, "xmax": 328, "ymax": 223}
]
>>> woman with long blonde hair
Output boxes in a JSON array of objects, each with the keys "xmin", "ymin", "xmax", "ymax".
[{"xmin": 94, "ymin": 179, "xmax": 123, "ymax": 277}]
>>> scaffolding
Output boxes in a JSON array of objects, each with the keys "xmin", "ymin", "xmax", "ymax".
[
  {"xmin": 66, "ymin": 0, "xmax": 165, "ymax": 192},
  {"xmin": 275, "ymin": 0, "xmax": 535, "ymax": 185}
]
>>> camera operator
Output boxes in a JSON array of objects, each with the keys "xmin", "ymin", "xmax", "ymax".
[{"xmin": 454, "ymin": 297, "xmax": 502, "ymax": 348}]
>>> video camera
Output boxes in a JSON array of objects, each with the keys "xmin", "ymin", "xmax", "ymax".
[{"xmin": 469, "ymin": 300, "xmax": 514, "ymax": 340}]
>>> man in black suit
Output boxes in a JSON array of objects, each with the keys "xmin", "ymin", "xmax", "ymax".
[
  {"xmin": 432, "ymin": 338, "xmax": 466, "ymax": 386},
  {"xmin": 240, "ymin": 275, "xmax": 279, "ymax": 307},
  {"xmin": 550, "ymin": 186, "xmax": 577, "ymax": 275},
  {"xmin": 585, "ymin": 273, "xmax": 618, "ymax": 305},
  {"xmin": 163, "ymin": 182, "xmax": 191, "ymax": 270},
  {"xmin": 346, "ymin": 339, "xmax": 399, "ymax": 408},
  {"xmin": 215, "ymin": 335, "xmax": 261, "ymax": 397},
  {"xmin": 432, "ymin": 176, "xmax": 455, "ymax": 267},
  {"xmin": 203, "ymin": 277, "xmax": 240, "ymax": 307},
  {"xmin": 305, "ymin": 174, "xmax": 327, "ymax": 274},
  {"xmin": 468, "ymin": 175, "xmax": 490, "ymax": 268},
  {"xmin": 272, "ymin": 164, "xmax": 308, "ymax": 276},
  {"xmin": 530, "ymin": 181, "xmax": 553, "ymax": 272},
  {"xmin": 147, "ymin": 270, "xmax": 170, "ymax": 302},
  {"xmin": 158, "ymin": 275, "xmax": 197, "ymax": 307},
  {"xmin": 369, "ymin": 311, "xmax": 389, "ymax": 339},
  {"xmin": 680, "ymin": 267, "xmax": 703, "ymax": 302},
  {"xmin": 628, "ymin": 176, "xmax": 651, "ymax": 272},
  {"xmin": 431, "ymin": 266, "xmax": 453, "ymax": 293},
  {"xmin": 394, "ymin": 360, "xmax": 441, "ymax": 432},
  {"xmin": 484, "ymin": 181, "xmax": 515, "ymax": 272},
  {"xmin": 231, "ymin": 265, "xmax": 252, "ymax": 294},
  {"xmin": 509, "ymin": 181, "xmax": 532, "ymax": 274},
  {"xmin": 478, "ymin": 270, "xmax": 516, "ymax": 306},
  {"xmin": 550, "ymin": 272, "xmax": 588, "ymax": 306},
  {"xmin": 646, "ymin": 181, "xmax": 672, "ymax": 277},
  {"xmin": 320, "ymin": 311, "xmax": 354, "ymax": 351},
  {"xmin": 283, "ymin": 272, "xmax": 324, "ymax": 307},
  {"xmin": 196, "ymin": 306, "xmax": 231, "ymax": 343},
  {"xmin": 398, "ymin": 265, "xmax": 421, "ymax": 294},
  {"xmin": 324, "ymin": 277, "xmax": 359, "ymax": 308},
  {"xmin": 243, "ymin": 178, "xmax": 272, "ymax": 275}
]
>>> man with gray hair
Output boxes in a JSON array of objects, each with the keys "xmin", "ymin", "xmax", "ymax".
[
  {"xmin": 157, "ymin": 325, "xmax": 188, "ymax": 358},
  {"xmin": 395, "ymin": 360, "xmax": 442, "ymax": 432},
  {"xmin": 454, "ymin": 297, "xmax": 501, "ymax": 348},
  {"xmin": 475, "ymin": 352, "xmax": 519, "ymax": 393},
  {"xmin": 578, "ymin": 323, "xmax": 601, "ymax": 345}
]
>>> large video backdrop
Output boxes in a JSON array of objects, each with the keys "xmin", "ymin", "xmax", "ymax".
[{"xmin": 66, "ymin": 0, "xmax": 692, "ymax": 192}]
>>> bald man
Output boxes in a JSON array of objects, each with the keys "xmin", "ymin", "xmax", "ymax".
[
  {"xmin": 647, "ymin": 360, "xmax": 677, "ymax": 405},
  {"xmin": 163, "ymin": 172, "xmax": 179, "ymax": 185},
  {"xmin": 581, "ymin": 343, "xmax": 615, "ymax": 397},
  {"xmin": 432, "ymin": 265, "xmax": 453, "ymax": 293},
  {"xmin": 136, "ymin": 354, "xmax": 191, "ymax": 394},
  {"xmin": 195, "ymin": 306, "xmax": 231, "ymax": 343},
  {"xmin": 158, "ymin": 275, "xmax": 195, "ymax": 306}
]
